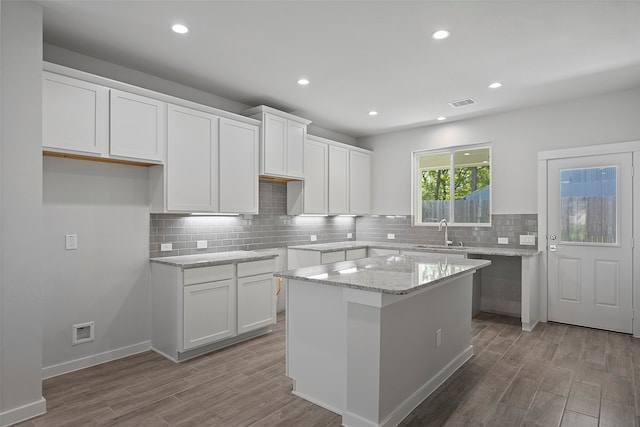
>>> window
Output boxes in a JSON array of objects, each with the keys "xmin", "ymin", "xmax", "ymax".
[
  {"xmin": 560, "ymin": 166, "xmax": 617, "ymax": 244},
  {"xmin": 413, "ymin": 145, "xmax": 491, "ymax": 225}
]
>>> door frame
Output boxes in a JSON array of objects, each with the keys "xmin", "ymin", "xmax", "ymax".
[{"xmin": 538, "ymin": 140, "xmax": 640, "ymax": 336}]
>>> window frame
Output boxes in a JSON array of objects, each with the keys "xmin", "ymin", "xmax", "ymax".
[{"xmin": 411, "ymin": 143, "xmax": 492, "ymax": 227}]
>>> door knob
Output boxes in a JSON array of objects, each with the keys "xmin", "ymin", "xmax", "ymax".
[{"xmin": 550, "ymin": 235, "xmax": 557, "ymax": 240}]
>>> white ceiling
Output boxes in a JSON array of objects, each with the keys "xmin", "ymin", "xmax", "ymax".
[{"xmin": 39, "ymin": 0, "xmax": 640, "ymax": 138}]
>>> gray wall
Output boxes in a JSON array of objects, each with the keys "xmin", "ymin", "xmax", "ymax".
[
  {"xmin": 0, "ymin": 1, "xmax": 45, "ymax": 424},
  {"xmin": 359, "ymin": 87, "xmax": 640, "ymax": 215},
  {"xmin": 42, "ymin": 157, "xmax": 151, "ymax": 374},
  {"xmin": 151, "ymin": 181, "xmax": 356, "ymax": 258}
]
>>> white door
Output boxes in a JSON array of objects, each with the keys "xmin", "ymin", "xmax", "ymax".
[{"xmin": 547, "ymin": 153, "xmax": 633, "ymax": 333}]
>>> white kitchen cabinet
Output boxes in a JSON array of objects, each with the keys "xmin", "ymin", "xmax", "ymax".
[
  {"xmin": 288, "ymin": 247, "xmax": 368, "ymax": 269},
  {"xmin": 219, "ymin": 118, "xmax": 259, "ymax": 214},
  {"xmin": 287, "ymin": 137, "xmax": 329, "ymax": 215},
  {"xmin": 42, "ymin": 71, "xmax": 109, "ymax": 156},
  {"xmin": 349, "ymin": 150, "xmax": 372, "ymax": 215},
  {"xmin": 183, "ymin": 278, "xmax": 236, "ymax": 351},
  {"xmin": 165, "ymin": 104, "xmax": 219, "ymax": 212},
  {"xmin": 110, "ymin": 89, "xmax": 165, "ymax": 163},
  {"xmin": 243, "ymin": 105, "xmax": 311, "ymax": 179},
  {"xmin": 329, "ymin": 144, "xmax": 350, "ymax": 215},
  {"xmin": 151, "ymin": 257, "xmax": 277, "ymax": 362}
]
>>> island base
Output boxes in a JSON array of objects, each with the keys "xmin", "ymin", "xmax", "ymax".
[{"xmin": 286, "ymin": 273, "xmax": 474, "ymax": 427}]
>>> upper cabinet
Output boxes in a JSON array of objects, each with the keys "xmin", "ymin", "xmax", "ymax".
[
  {"xmin": 349, "ymin": 150, "xmax": 372, "ymax": 215},
  {"xmin": 328, "ymin": 144, "xmax": 350, "ymax": 215},
  {"xmin": 218, "ymin": 118, "xmax": 259, "ymax": 214},
  {"xmin": 150, "ymin": 104, "xmax": 260, "ymax": 215},
  {"xmin": 288, "ymin": 134, "xmax": 372, "ymax": 216},
  {"xmin": 110, "ymin": 89, "xmax": 165, "ymax": 163},
  {"xmin": 287, "ymin": 136, "xmax": 329, "ymax": 215},
  {"xmin": 42, "ymin": 71, "xmax": 164, "ymax": 164},
  {"xmin": 242, "ymin": 105, "xmax": 311, "ymax": 180},
  {"xmin": 165, "ymin": 104, "xmax": 219, "ymax": 213},
  {"xmin": 43, "ymin": 71, "xmax": 109, "ymax": 157}
]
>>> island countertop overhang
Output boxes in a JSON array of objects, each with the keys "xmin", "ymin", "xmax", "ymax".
[{"xmin": 275, "ymin": 254, "xmax": 491, "ymax": 295}]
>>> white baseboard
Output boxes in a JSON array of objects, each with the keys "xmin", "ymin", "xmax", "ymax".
[
  {"xmin": 0, "ymin": 397, "xmax": 46, "ymax": 427},
  {"xmin": 42, "ymin": 341, "xmax": 150, "ymax": 379},
  {"xmin": 376, "ymin": 345, "xmax": 473, "ymax": 427}
]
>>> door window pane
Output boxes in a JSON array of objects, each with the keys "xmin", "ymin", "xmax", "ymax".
[{"xmin": 560, "ymin": 166, "xmax": 617, "ymax": 243}]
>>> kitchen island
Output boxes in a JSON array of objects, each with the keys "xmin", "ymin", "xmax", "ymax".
[{"xmin": 275, "ymin": 254, "xmax": 491, "ymax": 427}]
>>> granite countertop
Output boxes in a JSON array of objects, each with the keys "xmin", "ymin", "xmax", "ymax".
[
  {"xmin": 288, "ymin": 240, "xmax": 540, "ymax": 257},
  {"xmin": 150, "ymin": 250, "xmax": 277, "ymax": 268},
  {"xmin": 275, "ymin": 254, "xmax": 491, "ymax": 295}
]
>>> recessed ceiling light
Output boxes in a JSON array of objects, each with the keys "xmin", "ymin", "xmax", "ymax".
[
  {"xmin": 297, "ymin": 78, "xmax": 310, "ymax": 86},
  {"xmin": 464, "ymin": 152, "xmax": 471, "ymax": 156},
  {"xmin": 368, "ymin": 111, "xmax": 378, "ymax": 116},
  {"xmin": 171, "ymin": 24, "xmax": 189, "ymax": 34},
  {"xmin": 488, "ymin": 82, "xmax": 502, "ymax": 89},
  {"xmin": 432, "ymin": 30, "xmax": 450, "ymax": 40},
  {"xmin": 436, "ymin": 116, "xmax": 447, "ymax": 121}
]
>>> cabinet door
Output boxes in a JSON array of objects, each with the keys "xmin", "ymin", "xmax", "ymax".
[
  {"xmin": 262, "ymin": 113, "xmax": 287, "ymax": 176},
  {"xmin": 219, "ymin": 118, "xmax": 259, "ymax": 213},
  {"xmin": 303, "ymin": 139, "xmax": 328, "ymax": 214},
  {"xmin": 167, "ymin": 105, "xmax": 219, "ymax": 212},
  {"xmin": 110, "ymin": 89, "xmax": 165, "ymax": 163},
  {"xmin": 287, "ymin": 121, "xmax": 306, "ymax": 178},
  {"xmin": 237, "ymin": 273, "xmax": 276, "ymax": 334},
  {"xmin": 42, "ymin": 72, "xmax": 109, "ymax": 156},
  {"xmin": 349, "ymin": 150, "xmax": 372, "ymax": 215},
  {"xmin": 183, "ymin": 279, "xmax": 236, "ymax": 350},
  {"xmin": 329, "ymin": 145, "xmax": 350, "ymax": 214}
]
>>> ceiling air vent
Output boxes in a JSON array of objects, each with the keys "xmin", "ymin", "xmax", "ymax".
[{"xmin": 448, "ymin": 98, "xmax": 477, "ymax": 108}]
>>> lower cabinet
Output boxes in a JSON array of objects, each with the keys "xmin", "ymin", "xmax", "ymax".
[
  {"xmin": 183, "ymin": 278, "xmax": 236, "ymax": 351},
  {"xmin": 151, "ymin": 258, "xmax": 276, "ymax": 362},
  {"xmin": 288, "ymin": 247, "xmax": 368, "ymax": 269}
]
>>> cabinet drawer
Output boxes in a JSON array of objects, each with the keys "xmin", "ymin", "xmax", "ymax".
[
  {"xmin": 321, "ymin": 250, "xmax": 346, "ymax": 264},
  {"xmin": 237, "ymin": 259, "xmax": 276, "ymax": 278},
  {"xmin": 184, "ymin": 264, "xmax": 234, "ymax": 286},
  {"xmin": 346, "ymin": 248, "xmax": 367, "ymax": 260}
]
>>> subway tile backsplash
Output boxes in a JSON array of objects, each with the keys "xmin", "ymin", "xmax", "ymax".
[
  {"xmin": 355, "ymin": 214, "xmax": 537, "ymax": 249},
  {"xmin": 150, "ymin": 180, "xmax": 356, "ymax": 258},
  {"xmin": 151, "ymin": 180, "xmax": 538, "ymax": 257}
]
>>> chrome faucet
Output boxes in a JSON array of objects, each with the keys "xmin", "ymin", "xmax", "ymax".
[{"xmin": 438, "ymin": 219, "xmax": 453, "ymax": 246}]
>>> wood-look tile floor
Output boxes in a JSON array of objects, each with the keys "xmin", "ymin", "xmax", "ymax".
[{"xmin": 17, "ymin": 312, "xmax": 640, "ymax": 427}]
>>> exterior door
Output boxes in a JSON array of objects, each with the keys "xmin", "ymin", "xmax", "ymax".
[{"xmin": 547, "ymin": 153, "xmax": 632, "ymax": 333}]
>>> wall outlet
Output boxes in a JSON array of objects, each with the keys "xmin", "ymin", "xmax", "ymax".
[
  {"xmin": 310, "ymin": 235, "xmax": 317, "ymax": 242},
  {"xmin": 65, "ymin": 234, "xmax": 78, "ymax": 250},
  {"xmin": 498, "ymin": 237, "xmax": 509, "ymax": 245},
  {"xmin": 436, "ymin": 329, "xmax": 442, "ymax": 348},
  {"xmin": 387, "ymin": 233, "xmax": 395, "ymax": 240},
  {"xmin": 160, "ymin": 243, "xmax": 172, "ymax": 252},
  {"xmin": 519, "ymin": 235, "xmax": 536, "ymax": 246},
  {"xmin": 347, "ymin": 233, "xmax": 353, "ymax": 239},
  {"xmin": 196, "ymin": 240, "xmax": 208, "ymax": 249}
]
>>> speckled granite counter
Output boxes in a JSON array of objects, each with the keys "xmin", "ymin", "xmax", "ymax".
[
  {"xmin": 288, "ymin": 240, "xmax": 539, "ymax": 257},
  {"xmin": 275, "ymin": 254, "xmax": 490, "ymax": 295},
  {"xmin": 150, "ymin": 250, "xmax": 277, "ymax": 268}
]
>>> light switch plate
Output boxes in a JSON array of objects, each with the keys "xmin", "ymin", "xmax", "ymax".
[
  {"xmin": 160, "ymin": 243, "xmax": 172, "ymax": 252},
  {"xmin": 197, "ymin": 240, "xmax": 208, "ymax": 249},
  {"xmin": 347, "ymin": 233, "xmax": 353, "ymax": 239},
  {"xmin": 498, "ymin": 237, "xmax": 509, "ymax": 245},
  {"xmin": 310, "ymin": 235, "xmax": 317, "ymax": 242},
  {"xmin": 387, "ymin": 234, "xmax": 395, "ymax": 240},
  {"xmin": 65, "ymin": 234, "xmax": 78, "ymax": 250},
  {"xmin": 519, "ymin": 235, "xmax": 536, "ymax": 246}
]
